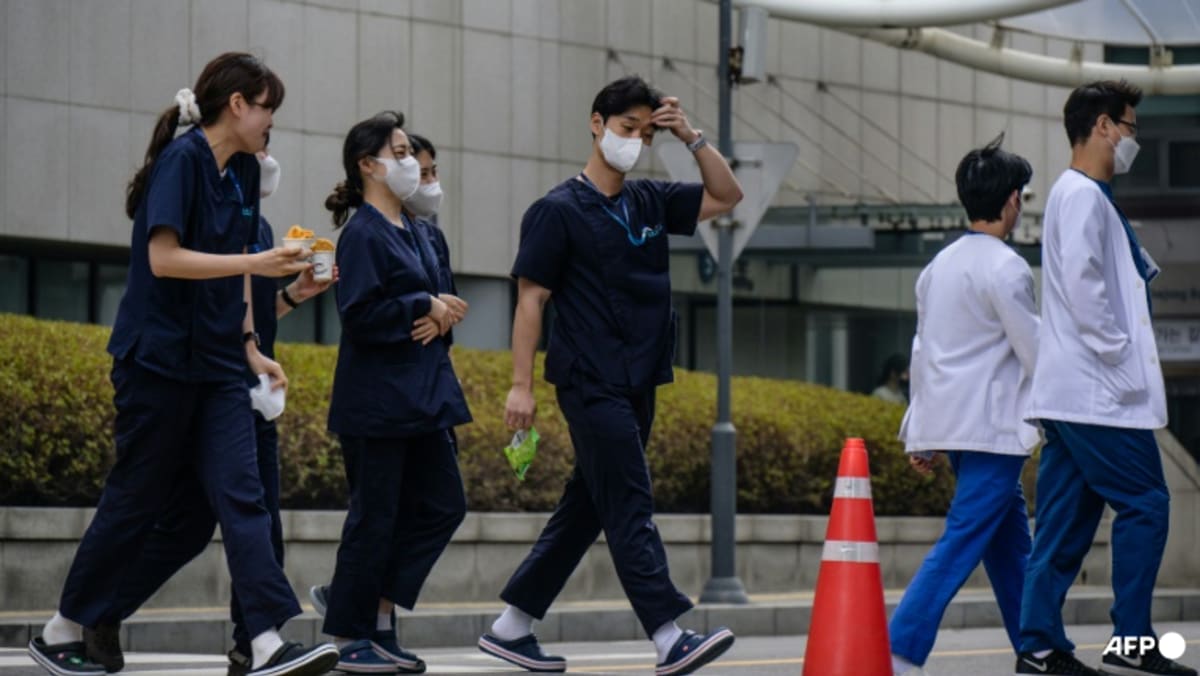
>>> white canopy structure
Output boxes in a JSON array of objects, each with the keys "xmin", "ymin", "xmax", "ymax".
[{"xmin": 735, "ymin": 0, "xmax": 1200, "ymax": 94}]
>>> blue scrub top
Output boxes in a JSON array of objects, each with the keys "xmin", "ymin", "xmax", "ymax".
[
  {"xmin": 107, "ymin": 127, "xmax": 260, "ymax": 383},
  {"xmin": 413, "ymin": 216, "xmax": 456, "ymax": 346},
  {"xmin": 328, "ymin": 204, "xmax": 472, "ymax": 438},
  {"xmin": 511, "ymin": 177, "xmax": 703, "ymax": 393}
]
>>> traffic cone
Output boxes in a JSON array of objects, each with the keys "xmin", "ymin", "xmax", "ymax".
[{"xmin": 802, "ymin": 438, "xmax": 892, "ymax": 676}]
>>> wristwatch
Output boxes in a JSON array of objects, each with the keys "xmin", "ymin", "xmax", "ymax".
[
  {"xmin": 242, "ymin": 331, "xmax": 261, "ymax": 347},
  {"xmin": 686, "ymin": 130, "xmax": 707, "ymax": 153}
]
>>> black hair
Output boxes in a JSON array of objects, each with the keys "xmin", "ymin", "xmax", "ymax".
[
  {"xmin": 878, "ymin": 354, "xmax": 909, "ymax": 386},
  {"xmin": 591, "ymin": 76, "xmax": 664, "ymax": 123},
  {"xmin": 955, "ymin": 132, "xmax": 1033, "ymax": 223},
  {"xmin": 325, "ymin": 110, "xmax": 405, "ymax": 228},
  {"xmin": 409, "ymin": 133, "xmax": 436, "ymax": 159},
  {"xmin": 1063, "ymin": 79, "xmax": 1143, "ymax": 147},
  {"xmin": 126, "ymin": 52, "xmax": 285, "ymax": 218}
]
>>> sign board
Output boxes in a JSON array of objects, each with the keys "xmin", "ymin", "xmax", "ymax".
[
  {"xmin": 1155, "ymin": 319, "xmax": 1200, "ymax": 363},
  {"xmin": 656, "ymin": 141, "xmax": 798, "ymax": 261}
]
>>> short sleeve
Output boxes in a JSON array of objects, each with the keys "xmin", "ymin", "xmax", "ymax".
[
  {"xmin": 657, "ymin": 180, "xmax": 704, "ymax": 236},
  {"xmin": 144, "ymin": 146, "xmax": 197, "ymax": 240},
  {"xmin": 511, "ymin": 199, "xmax": 570, "ymax": 291}
]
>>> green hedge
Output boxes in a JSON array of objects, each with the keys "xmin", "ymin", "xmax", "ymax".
[{"xmin": 0, "ymin": 313, "xmax": 974, "ymax": 515}]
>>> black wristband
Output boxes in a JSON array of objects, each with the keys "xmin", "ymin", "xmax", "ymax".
[{"xmin": 280, "ymin": 286, "xmax": 299, "ymax": 309}]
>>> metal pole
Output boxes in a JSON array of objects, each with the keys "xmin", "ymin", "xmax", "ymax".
[{"xmin": 699, "ymin": 0, "xmax": 749, "ymax": 606}]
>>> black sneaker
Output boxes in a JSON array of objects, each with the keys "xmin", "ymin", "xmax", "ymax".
[
  {"xmin": 227, "ymin": 648, "xmax": 252, "ymax": 676},
  {"xmin": 27, "ymin": 637, "xmax": 105, "ymax": 675},
  {"xmin": 1100, "ymin": 646, "xmax": 1198, "ymax": 675},
  {"xmin": 1017, "ymin": 650, "xmax": 1101, "ymax": 675},
  {"xmin": 83, "ymin": 621, "xmax": 124, "ymax": 673},
  {"xmin": 248, "ymin": 641, "xmax": 339, "ymax": 676}
]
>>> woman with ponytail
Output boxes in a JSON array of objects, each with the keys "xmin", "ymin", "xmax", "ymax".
[
  {"xmin": 27, "ymin": 52, "xmax": 338, "ymax": 676},
  {"xmin": 310, "ymin": 112, "xmax": 471, "ymax": 674}
]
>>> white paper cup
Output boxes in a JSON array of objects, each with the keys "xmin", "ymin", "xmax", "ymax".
[
  {"xmin": 282, "ymin": 237, "xmax": 315, "ymax": 251},
  {"xmin": 312, "ymin": 251, "xmax": 335, "ymax": 281}
]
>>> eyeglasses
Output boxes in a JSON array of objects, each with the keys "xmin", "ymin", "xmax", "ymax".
[{"xmin": 1117, "ymin": 118, "xmax": 1138, "ymax": 134}]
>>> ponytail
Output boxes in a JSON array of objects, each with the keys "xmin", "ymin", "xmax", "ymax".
[
  {"xmin": 125, "ymin": 106, "xmax": 183, "ymax": 218},
  {"xmin": 326, "ymin": 181, "xmax": 364, "ymax": 228}
]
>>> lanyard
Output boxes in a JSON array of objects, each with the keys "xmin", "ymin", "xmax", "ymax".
[
  {"xmin": 577, "ymin": 173, "xmax": 662, "ymax": 246},
  {"xmin": 225, "ymin": 166, "xmax": 255, "ymax": 219}
]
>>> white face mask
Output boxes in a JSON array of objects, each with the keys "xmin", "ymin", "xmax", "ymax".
[
  {"xmin": 258, "ymin": 154, "xmax": 281, "ymax": 198},
  {"xmin": 1111, "ymin": 132, "xmax": 1140, "ymax": 175},
  {"xmin": 599, "ymin": 127, "xmax": 643, "ymax": 174},
  {"xmin": 370, "ymin": 155, "xmax": 421, "ymax": 200},
  {"xmin": 407, "ymin": 181, "xmax": 444, "ymax": 219}
]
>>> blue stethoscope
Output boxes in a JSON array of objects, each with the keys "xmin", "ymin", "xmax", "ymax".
[{"xmin": 578, "ymin": 173, "xmax": 663, "ymax": 247}]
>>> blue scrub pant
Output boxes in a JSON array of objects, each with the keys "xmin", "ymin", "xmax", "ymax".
[
  {"xmin": 889, "ymin": 451, "xmax": 1031, "ymax": 665},
  {"xmin": 322, "ymin": 431, "xmax": 466, "ymax": 640},
  {"xmin": 1019, "ymin": 420, "xmax": 1170, "ymax": 653},
  {"xmin": 103, "ymin": 414, "xmax": 284, "ymax": 653},
  {"xmin": 58, "ymin": 359, "xmax": 300, "ymax": 639},
  {"xmin": 500, "ymin": 377, "xmax": 693, "ymax": 637}
]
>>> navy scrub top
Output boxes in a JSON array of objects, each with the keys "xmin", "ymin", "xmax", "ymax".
[
  {"xmin": 511, "ymin": 177, "xmax": 704, "ymax": 393},
  {"xmin": 107, "ymin": 126, "xmax": 261, "ymax": 384},
  {"xmin": 413, "ymin": 216, "xmax": 457, "ymax": 346},
  {"xmin": 328, "ymin": 204, "xmax": 472, "ymax": 439}
]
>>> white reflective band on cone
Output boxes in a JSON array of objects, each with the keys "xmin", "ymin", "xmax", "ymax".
[
  {"xmin": 833, "ymin": 477, "xmax": 872, "ymax": 499},
  {"xmin": 822, "ymin": 540, "xmax": 880, "ymax": 563}
]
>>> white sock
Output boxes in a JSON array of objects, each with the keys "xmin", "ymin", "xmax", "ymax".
[
  {"xmin": 334, "ymin": 637, "xmax": 353, "ymax": 650},
  {"xmin": 42, "ymin": 612, "xmax": 82, "ymax": 646},
  {"xmin": 377, "ymin": 612, "xmax": 392, "ymax": 632},
  {"xmin": 251, "ymin": 630, "xmax": 285, "ymax": 669},
  {"xmin": 652, "ymin": 621, "xmax": 684, "ymax": 663},
  {"xmin": 892, "ymin": 653, "xmax": 918, "ymax": 674},
  {"xmin": 1033, "ymin": 649, "xmax": 1052, "ymax": 659},
  {"xmin": 490, "ymin": 605, "xmax": 534, "ymax": 641}
]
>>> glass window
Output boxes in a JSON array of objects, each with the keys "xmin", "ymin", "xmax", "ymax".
[
  {"xmin": 1168, "ymin": 141, "xmax": 1200, "ymax": 188},
  {"xmin": 96, "ymin": 264, "xmax": 128, "ymax": 326},
  {"xmin": 0, "ymin": 255, "xmax": 30, "ymax": 315},
  {"xmin": 35, "ymin": 260, "xmax": 89, "ymax": 323}
]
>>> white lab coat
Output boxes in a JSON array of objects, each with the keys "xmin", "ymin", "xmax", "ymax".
[
  {"xmin": 900, "ymin": 233, "xmax": 1041, "ymax": 456},
  {"xmin": 1027, "ymin": 169, "xmax": 1166, "ymax": 430}
]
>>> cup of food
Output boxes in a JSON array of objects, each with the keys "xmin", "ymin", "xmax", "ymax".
[
  {"xmin": 282, "ymin": 225, "xmax": 315, "ymax": 252},
  {"xmin": 311, "ymin": 238, "xmax": 336, "ymax": 282}
]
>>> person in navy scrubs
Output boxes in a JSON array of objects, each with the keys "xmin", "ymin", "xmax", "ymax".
[
  {"xmin": 316, "ymin": 111, "xmax": 471, "ymax": 674},
  {"xmin": 476, "ymin": 76, "xmax": 743, "ymax": 676},
  {"xmin": 27, "ymin": 53, "xmax": 338, "ymax": 676},
  {"xmin": 82, "ymin": 148, "xmax": 339, "ymax": 676},
  {"xmin": 405, "ymin": 134, "xmax": 457, "ymax": 308}
]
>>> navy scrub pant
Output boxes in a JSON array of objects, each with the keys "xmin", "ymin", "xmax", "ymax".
[
  {"xmin": 322, "ymin": 431, "xmax": 466, "ymax": 640},
  {"xmin": 500, "ymin": 377, "xmax": 693, "ymax": 637},
  {"xmin": 57, "ymin": 359, "xmax": 300, "ymax": 639},
  {"xmin": 104, "ymin": 414, "xmax": 284, "ymax": 652},
  {"xmin": 889, "ymin": 451, "xmax": 1031, "ymax": 665},
  {"xmin": 1019, "ymin": 420, "xmax": 1170, "ymax": 653}
]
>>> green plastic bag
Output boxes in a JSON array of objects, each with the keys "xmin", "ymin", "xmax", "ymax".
[{"xmin": 504, "ymin": 427, "xmax": 539, "ymax": 481}]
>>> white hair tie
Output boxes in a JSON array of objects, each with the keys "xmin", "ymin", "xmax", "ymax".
[{"xmin": 174, "ymin": 88, "xmax": 201, "ymax": 125}]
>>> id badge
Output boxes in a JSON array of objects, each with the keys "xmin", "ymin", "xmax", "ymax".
[{"xmin": 1139, "ymin": 246, "xmax": 1161, "ymax": 283}]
